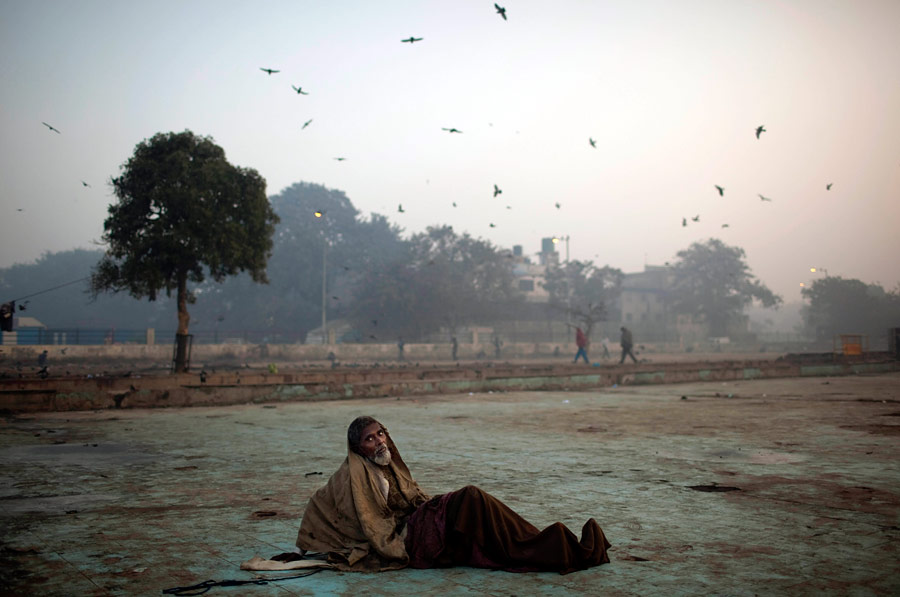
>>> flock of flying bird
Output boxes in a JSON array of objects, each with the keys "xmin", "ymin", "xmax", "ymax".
[
  {"xmin": 34, "ymin": 1, "xmax": 837, "ymax": 241},
  {"xmin": 680, "ymin": 124, "xmax": 834, "ymax": 231},
  {"xmin": 251, "ymin": 3, "xmax": 519, "ymax": 229}
]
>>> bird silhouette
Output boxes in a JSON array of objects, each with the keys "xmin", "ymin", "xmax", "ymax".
[
  {"xmin": 291, "ymin": 85, "xmax": 309, "ymax": 95},
  {"xmin": 489, "ymin": 223, "xmax": 497, "ymax": 228},
  {"xmin": 826, "ymin": 183, "xmax": 833, "ymax": 190},
  {"xmin": 682, "ymin": 218, "xmax": 687, "ymax": 227},
  {"xmin": 334, "ymin": 157, "xmax": 347, "ymax": 161},
  {"xmin": 42, "ymin": 122, "xmax": 61, "ymax": 134},
  {"xmin": 81, "ymin": 181, "xmax": 91, "ymax": 187},
  {"xmin": 452, "ymin": 202, "xmax": 457, "ymax": 207},
  {"xmin": 755, "ymin": 125, "xmax": 766, "ymax": 139},
  {"xmin": 554, "ymin": 202, "xmax": 561, "ymax": 209},
  {"xmin": 401, "ymin": 37, "xmax": 423, "ymax": 43},
  {"xmin": 398, "ymin": 204, "xmax": 405, "ymax": 213},
  {"xmin": 589, "ymin": 138, "xmax": 597, "ymax": 148},
  {"xmin": 715, "ymin": 185, "xmax": 724, "ymax": 196},
  {"xmin": 493, "ymin": 184, "xmax": 502, "ymax": 197},
  {"xmin": 721, "ymin": 224, "xmax": 730, "ymax": 228},
  {"xmin": 494, "ymin": 3, "xmax": 507, "ymax": 20},
  {"xmin": 758, "ymin": 194, "xmax": 772, "ymax": 202},
  {"xmin": 260, "ymin": 68, "xmax": 280, "ymax": 75},
  {"xmin": 692, "ymin": 215, "xmax": 700, "ymax": 222},
  {"xmin": 442, "ymin": 128, "xmax": 462, "ymax": 133},
  {"xmin": 302, "ymin": 119, "xmax": 313, "ymax": 129}
]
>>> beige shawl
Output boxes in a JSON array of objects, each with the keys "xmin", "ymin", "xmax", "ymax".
[{"xmin": 295, "ymin": 427, "xmax": 430, "ymax": 571}]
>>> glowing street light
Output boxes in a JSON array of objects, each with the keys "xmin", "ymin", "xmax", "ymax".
[
  {"xmin": 315, "ymin": 210, "xmax": 327, "ymax": 342},
  {"xmin": 551, "ymin": 235, "xmax": 570, "ymax": 263},
  {"xmin": 809, "ymin": 267, "xmax": 828, "ymax": 276}
]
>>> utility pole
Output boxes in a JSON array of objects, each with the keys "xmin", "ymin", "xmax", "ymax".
[{"xmin": 321, "ymin": 241, "xmax": 327, "ymax": 344}]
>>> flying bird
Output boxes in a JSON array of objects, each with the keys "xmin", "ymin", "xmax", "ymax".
[
  {"xmin": 81, "ymin": 181, "xmax": 91, "ymax": 187},
  {"xmin": 493, "ymin": 184, "xmax": 502, "ymax": 197},
  {"xmin": 291, "ymin": 85, "xmax": 309, "ymax": 95},
  {"xmin": 755, "ymin": 125, "xmax": 766, "ymax": 139},
  {"xmin": 398, "ymin": 204, "xmax": 405, "ymax": 213},
  {"xmin": 826, "ymin": 183, "xmax": 833, "ymax": 190},
  {"xmin": 589, "ymin": 138, "xmax": 597, "ymax": 148},
  {"xmin": 682, "ymin": 218, "xmax": 687, "ymax": 227},
  {"xmin": 442, "ymin": 128, "xmax": 462, "ymax": 133},
  {"xmin": 489, "ymin": 223, "xmax": 497, "ymax": 228},
  {"xmin": 714, "ymin": 185, "xmax": 724, "ymax": 196},
  {"xmin": 758, "ymin": 194, "xmax": 772, "ymax": 202},
  {"xmin": 554, "ymin": 202, "xmax": 561, "ymax": 209},
  {"xmin": 42, "ymin": 122, "xmax": 61, "ymax": 134},
  {"xmin": 494, "ymin": 3, "xmax": 507, "ymax": 20},
  {"xmin": 334, "ymin": 157, "xmax": 347, "ymax": 161},
  {"xmin": 452, "ymin": 202, "xmax": 457, "ymax": 207},
  {"xmin": 302, "ymin": 119, "xmax": 313, "ymax": 129},
  {"xmin": 401, "ymin": 37, "xmax": 423, "ymax": 43},
  {"xmin": 692, "ymin": 215, "xmax": 700, "ymax": 222},
  {"xmin": 721, "ymin": 224, "xmax": 730, "ymax": 228},
  {"xmin": 260, "ymin": 67, "xmax": 280, "ymax": 75}
]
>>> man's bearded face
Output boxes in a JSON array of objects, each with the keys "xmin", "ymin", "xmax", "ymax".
[{"xmin": 358, "ymin": 422, "xmax": 392, "ymax": 465}]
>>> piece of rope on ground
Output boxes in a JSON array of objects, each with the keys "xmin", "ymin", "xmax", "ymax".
[{"xmin": 161, "ymin": 567, "xmax": 325, "ymax": 596}]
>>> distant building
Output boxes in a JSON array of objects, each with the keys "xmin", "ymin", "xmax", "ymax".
[
  {"xmin": 509, "ymin": 240, "xmax": 559, "ymax": 304},
  {"xmin": 620, "ymin": 265, "xmax": 670, "ymax": 328},
  {"xmin": 618, "ymin": 265, "xmax": 749, "ymax": 343}
]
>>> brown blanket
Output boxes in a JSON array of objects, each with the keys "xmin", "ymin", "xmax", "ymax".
[{"xmin": 295, "ymin": 427, "xmax": 429, "ymax": 571}]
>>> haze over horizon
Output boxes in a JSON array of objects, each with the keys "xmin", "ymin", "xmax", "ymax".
[{"xmin": 2, "ymin": 0, "xmax": 899, "ymax": 303}]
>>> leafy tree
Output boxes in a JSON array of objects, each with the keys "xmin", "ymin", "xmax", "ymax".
[
  {"xmin": 801, "ymin": 277, "xmax": 900, "ymax": 344},
  {"xmin": 668, "ymin": 238, "xmax": 781, "ymax": 336},
  {"xmin": 347, "ymin": 226, "xmax": 521, "ymax": 339},
  {"xmin": 90, "ymin": 131, "xmax": 278, "ymax": 370},
  {"xmin": 542, "ymin": 260, "xmax": 624, "ymax": 340},
  {"xmin": 196, "ymin": 182, "xmax": 407, "ymax": 339}
]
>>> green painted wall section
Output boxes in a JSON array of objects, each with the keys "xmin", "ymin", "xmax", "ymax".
[
  {"xmin": 634, "ymin": 371, "xmax": 666, "ymax": 384},
  {"xmin": 742, "ymin": 368, "xmax": 763, "ymax": 379}
]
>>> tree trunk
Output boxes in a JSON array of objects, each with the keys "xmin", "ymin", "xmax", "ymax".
[{"xmin": 174, "ymin": 270, "xmax": 191, "ymax": 372}]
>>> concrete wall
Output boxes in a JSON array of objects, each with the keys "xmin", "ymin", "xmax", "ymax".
[{"xmin": 1, "ymin": 355, "xmax": 897, "ymax": 413}]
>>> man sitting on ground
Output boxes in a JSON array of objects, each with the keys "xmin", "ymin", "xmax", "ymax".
[{"xmin": 285, "ymin": 416, "xmax": 611, "ymax": 574}]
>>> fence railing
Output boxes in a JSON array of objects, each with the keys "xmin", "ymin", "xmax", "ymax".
[{"xmin": 1, "ymin": 328, "xmax": 305, "ymax": 346}]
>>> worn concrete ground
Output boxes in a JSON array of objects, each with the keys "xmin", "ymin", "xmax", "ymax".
[{"xmin": 1, "ymin": 372, "xmax": 899, "ymax": 596}]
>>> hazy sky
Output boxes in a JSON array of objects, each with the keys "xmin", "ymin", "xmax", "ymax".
[{"xmin": 2, "ymin": 0, "xmax": 898, "ymax": 301}]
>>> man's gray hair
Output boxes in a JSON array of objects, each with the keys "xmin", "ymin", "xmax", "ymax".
[{"xmin": 347, "ymin": 416, "xmax": 381, "ymax": 454}]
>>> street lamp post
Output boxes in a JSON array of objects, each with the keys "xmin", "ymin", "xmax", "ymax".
[
  {"xmin": 315, "ymin": 210, "xmax": 327, "ymax": 345},
  {"xmin": 322, "ymin": 241, "xmax": 327, "ymax": 342}
]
